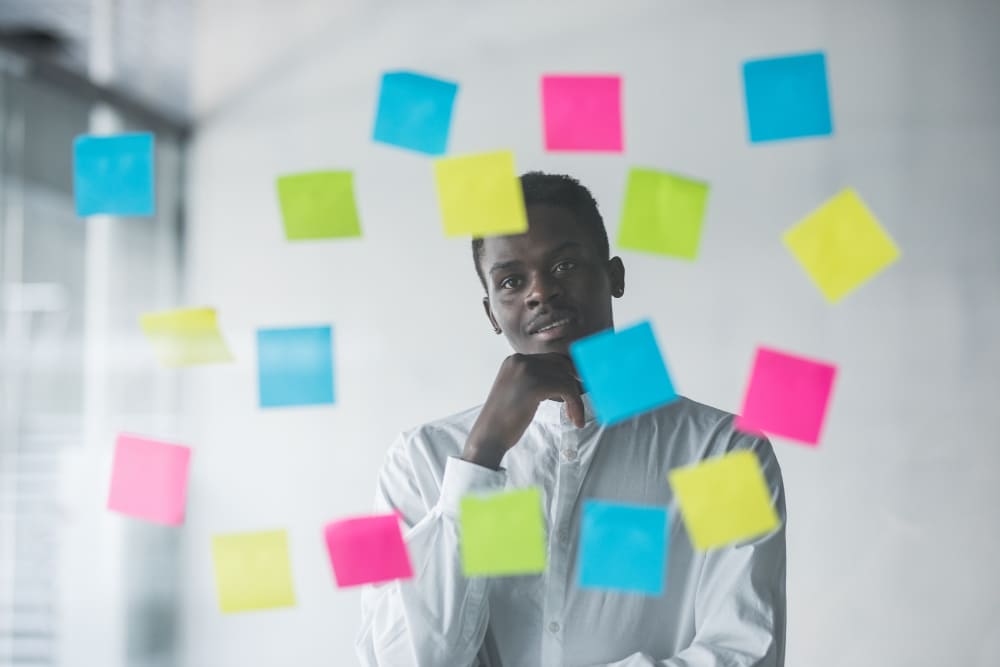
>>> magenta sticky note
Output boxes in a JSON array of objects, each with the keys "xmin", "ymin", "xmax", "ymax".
[
  {"xmin": 324, "ymin": 514, "xmax": 413, "ymax": 588},
  {"xmin": 541, "ymin": 75, "xmax": 623, "ymax": 152},
  {"xmin": 107, "ymin": 433, "xmax": 191, "ymax": 525},
  {"xmin": 736, "ymin": 347, "xmax": 837, "ymax": 446}
]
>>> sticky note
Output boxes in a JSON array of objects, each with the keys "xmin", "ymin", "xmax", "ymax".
[
  {"xmin": 73, "ymin": 132, "xmax": 155, "ymax": 216},
  {"xmin": 257, "ymin": 325, "xmax": 334, "ymax": 408},
  {"xmin": 211, "ymin": 530, "xmax": 297, "ymax": 613},
  {"xmin": 617, "ymin": 168, "xmax": 710, "ymax": 260},
  {"xmin": 107, "ymin": 433, "xmax": 190, "ymax": 525},
  {"xmin": 541, "ymin": 75, "xmax": 623, "ymax": 151},
  {"xmin": 743, "ymin": 52, "xmax": 833, "ymax": 143},
  {"xmin": 570, "ymin": 320, "xmax": 677, "ymax": 425},
  {"xmin": 783, "ymin": 188, "xmax": 901, "ymax": 303},
  {"xmin": 578, "ymin": 500, "xmax": 668, "ymax": 596},
  {"xmin": 460, "ymin": 487, "xmax": 546, "ymax": 576},
  {"xmin": 669, "ymin": 450, "xmax": 780, "ymax": 551},
  {"xmin": 736, "ymin": 346, "xmax": 837, "ymax": 446},
  {"xmin": 433, "ymin": 150, "xmax": 528, "ymax": 237},
  {"xmin": 276, "ymin": 171, "xmax": 361, "ymax": 240},
  {"xmin": 140, "ymin": 307, "xmax": 233, "ymax": 367},
  {"xmin": 373, "ymin": 71, "xmax": 458, "ymax": 155},
  {"xmin": 324, "ymin": 514, "xmax": 413, "ymax": 588}
]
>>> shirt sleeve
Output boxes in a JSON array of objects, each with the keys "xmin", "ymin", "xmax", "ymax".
[
  {"xmin": 588, "ymin": 434, "xmax": 788, "ymax": 667},
  {"xmin": 356, "ymin": 438, "xmax": 507, "ymax": 667}
]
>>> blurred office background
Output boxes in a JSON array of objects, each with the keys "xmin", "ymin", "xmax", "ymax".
[{"xmin": 0, "ymin": 1, "xmax": 998, "ymax": 666}]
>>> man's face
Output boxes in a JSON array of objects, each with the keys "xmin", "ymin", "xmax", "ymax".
[{"xmin": 479, "ymin": 204, "xmax": 625, "ymax": 356}]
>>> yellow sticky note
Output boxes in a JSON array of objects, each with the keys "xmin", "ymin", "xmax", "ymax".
[
  {"xmin": 140, "ymin": 307, "xmax": 233, "ymax": 367},
  {"xmin": 460, "ymin": 487, "xmax": 546, "ymax": 576},
  {"xmin": 211, "ymin": 530, "xmax": 297, "ymax": 613},
  {"xmin": 433, "ymin": 150, "xmax": 528, "ymax": 237},
  {"xmin": 668, "ymin": 450, "xmax": 779, "ymax": 550},
  {"xmin": 617, "ymin": 167, "xmax": 710, "ymax": 260},
  {"xmin": 276, "ymin": 171, "xmax": 362, "ymax": 241},
  {"xmin": 783, "ymin": 188, "xmax": 901, "ymax": 303}
]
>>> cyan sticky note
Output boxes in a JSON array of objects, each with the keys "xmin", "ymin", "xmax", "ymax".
[
  {"xmin": 73, "ymin": 133, "xmax": 155, "ymax": 216},
  {"xmin": 578, "ymin": 500, "xmax": 668, "ymax": 596},
  {"xmin": 257, "ymin": 325, "xmax": 334, "ymax": 408},
  {"xmin": 743, "ymin": 51, "xmax": 833, "ymax": 143},
  {"xmin": 373, "ymin": 71, "xmax": 458, "ymax": 155},
  {"xmin": 570, "ymin": 320, "xmax": 677, "ymax": 425}
]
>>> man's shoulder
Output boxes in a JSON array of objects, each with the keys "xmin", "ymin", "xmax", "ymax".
[
  {"xmin": 651, "ymin": 395, "xmax": 736, "ymax": 430},
  {"xmin": 645, "ymin": 395, "xmax": 773, "ymax": 459},
  {"xmin": 392, "ymin": 402, "xmax": 485, "ymax": 460}
]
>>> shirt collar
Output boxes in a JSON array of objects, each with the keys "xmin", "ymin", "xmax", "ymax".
[{"xmin": 534, "ymin": 393, "xmax": 596, "ymax": 425}]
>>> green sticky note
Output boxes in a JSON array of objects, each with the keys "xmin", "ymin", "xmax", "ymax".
[
  {"xmin": 211, "ymin": 530, "xmax": 297, "ymax": 613},
  {"xmin": 276, "ymin": 171, "xmax": 362, "ymax": 241},
  {"xmin": 617, "ymin": 167, "xmax": 710, "ymax": 260},
  {"xmin": 460, "ymin": 487, "xmax": 546, "ymax": 576},
  {"xmin": 433, "ymin": 150, "xmax": 528, "ymax": 238}
]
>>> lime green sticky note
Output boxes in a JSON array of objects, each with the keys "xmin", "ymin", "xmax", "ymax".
[
  {"xmin": 433, "ymin": 150, "xmax": 528, "ymax": 237},
  {"xmin": 140, "ymin": 307, "xmax": 233, "ymax": 367},
  {"xmin": 668, "ymin": 450, "xmax": 780, "ymax": 551},
  {"xmin": 276, "ymin": 171, "xmax": 361, "ymax": 241},
  {"xmin": 460, "ymin": 487, "xmax": 546, "ymax": 576},
  {"xmin": 211, "ymin": 530, "xmax": 297, "ymax": 613},
  {"xmin": 617, "ymin": 167, "xmax": 710, "ymax": 260},
  {"xmin": 783, "ymin": 188, "xmax": 901, "ymax": 303}
]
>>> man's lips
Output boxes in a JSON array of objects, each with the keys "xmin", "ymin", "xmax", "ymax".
[{"xmin": 528, "ymin": 314, "xmax": 576, "ymax": 337}]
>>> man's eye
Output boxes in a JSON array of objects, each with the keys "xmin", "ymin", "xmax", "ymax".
[
  {"xmin": 499, "ymin": 276, "xmax": 522, "ymax": 289},
  {"xmin": 554, "ymin": 261, "xmax": 576, "ymax": 273}
]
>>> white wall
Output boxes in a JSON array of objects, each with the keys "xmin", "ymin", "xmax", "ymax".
[{"xmin": 183, "ymin": 1, "xmax": 1000, "ymax": 665}]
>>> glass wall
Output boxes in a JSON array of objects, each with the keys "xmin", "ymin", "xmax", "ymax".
[{"xmin": 0, "ymin": 55, "xmax": 185, "ymax": 667}]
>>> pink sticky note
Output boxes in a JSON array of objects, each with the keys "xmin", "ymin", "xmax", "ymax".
[
  {"xmin": 736, "ymin": 347, "xmax": 837, "ymax": 446},
  {"xmin": 324, "ymin": 513, "xmax": 413, "ymax": 588},
  {"xmin": 541, "ymin": 75, "xmax": 623, "ymax": 152},
  {"xmin": 107, "ymin": 433, "xmax": 191, "ymax": 525}
]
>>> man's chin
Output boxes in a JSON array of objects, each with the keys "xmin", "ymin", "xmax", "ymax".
[{"xmin": 522, "ymin": 338, "xmax": 573, "ymax": 356}]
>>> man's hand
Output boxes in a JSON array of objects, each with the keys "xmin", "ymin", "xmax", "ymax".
[{"xmin": 462, "ymin": 353, "xmax": 585, "ymax": 470}]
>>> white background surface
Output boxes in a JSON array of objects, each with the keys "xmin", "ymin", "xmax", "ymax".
[{"xmin": 181, "ymin": 1, "xmax": 1000, "ymax": 664}]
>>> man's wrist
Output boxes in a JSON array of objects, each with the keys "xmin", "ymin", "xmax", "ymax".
[{"xmin": 461, "ymin": 441, "xmax": 504, "ymax": 470}]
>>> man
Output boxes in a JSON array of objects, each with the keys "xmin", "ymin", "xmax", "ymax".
[{"xmin": 357, "ymin": 172, "xmax": 786, "ymax": 666}]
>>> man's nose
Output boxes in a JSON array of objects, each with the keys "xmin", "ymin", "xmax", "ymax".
[{"xmin": 525, "ymin": 272, "xmax": 561, "ymax": 309}]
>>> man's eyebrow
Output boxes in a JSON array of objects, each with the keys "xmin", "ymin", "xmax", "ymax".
[
  {"xmin": 545, "ymin": 241, "xmax": 583, "ymax": 257},
  {"xmin": 488, "ymin": 259, "xmax": 522, "ymax": 275}
]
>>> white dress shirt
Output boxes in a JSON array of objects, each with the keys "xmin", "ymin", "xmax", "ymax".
[{"xmin": 356, "ymin": 395, "xmax": 786, "ymax": 667}]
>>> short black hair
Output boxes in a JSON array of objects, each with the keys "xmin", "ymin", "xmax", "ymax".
[{"xmin": 471, "ymin": 172, "xmax": 610, "ymax": 289}]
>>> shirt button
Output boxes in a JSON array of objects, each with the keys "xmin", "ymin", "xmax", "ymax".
[
  {"xmin": 558, "ymin": 528, "xmax": 569, "ymax": 543},
  {"xmin": 562, "ymin": 448, "xmax": 578, "ymax": 462},
  {"xmin": 548, "ymin": 621, "xmax": 561, "ymax": 634}
]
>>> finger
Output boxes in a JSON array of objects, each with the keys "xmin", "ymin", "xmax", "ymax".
[{"xmin": 563, "ymin": 390, "xmax": 586, "ymax": 428}]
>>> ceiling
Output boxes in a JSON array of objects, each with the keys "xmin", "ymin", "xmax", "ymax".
[
  {"xmin": 0, "ymin": 0, "xmax": 373, "ymax": 128},
  {"xmin": 0, "ymin": 0, "xmax": 194, "ymax": 124}
]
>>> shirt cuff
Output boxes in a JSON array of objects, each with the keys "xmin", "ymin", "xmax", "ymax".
[{"xmin": 437, "ymin": 456, "xmax": 507, "ymax": 519}]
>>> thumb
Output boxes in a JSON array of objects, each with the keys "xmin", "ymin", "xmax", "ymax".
[{"xmin": 563, "ymin": 391, "xmax": 586, "ymax": 428}]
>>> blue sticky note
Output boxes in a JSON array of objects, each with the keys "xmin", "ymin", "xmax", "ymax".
[
  {"xmin": 73, "ymin": 133, "xmax": 155, "ymax": 216},
  {"xmin": 570, "ymin": 320, "xmax": 677, "ymax": 425},
  {"xmin": 578, "ymin": 500, "xmax": 668, "ymax": 596},
  {"xmin": 743, "ymin": 51, "xmax": 833, "ymax": 143},
  {"xmin": 373, "ymin": 71, "xmax": 458, "ymax": 155},
  {"xmin": 257, "ymin": 325, "xmax": 335, "ymax": 408}
]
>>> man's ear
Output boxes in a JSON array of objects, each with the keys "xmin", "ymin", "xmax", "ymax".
[
  {"xmin": 608, "ymin": 256, "xmax": 625, "ymax": 298},
  {"xmin": 482, "ymin": 297, "xmax": 502, "ymax": 334}
]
